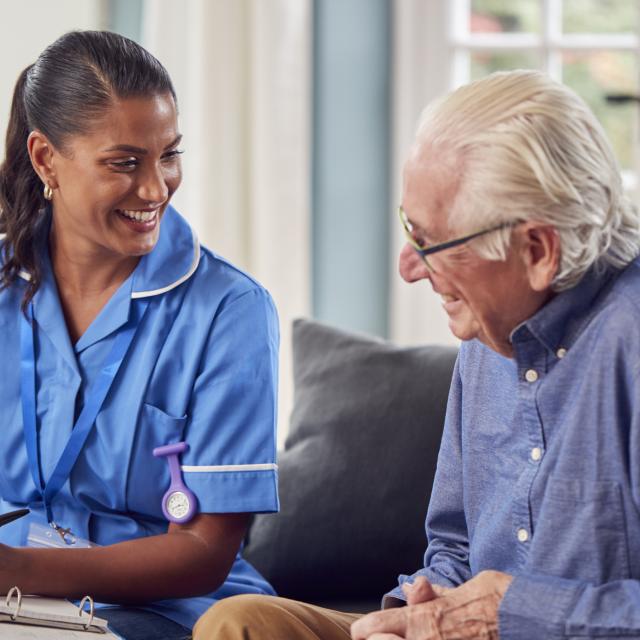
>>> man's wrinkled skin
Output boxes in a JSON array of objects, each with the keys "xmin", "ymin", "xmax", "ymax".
[{"xmin": 351, "ymin": 571, "xmax": 513, "ymax": 640}]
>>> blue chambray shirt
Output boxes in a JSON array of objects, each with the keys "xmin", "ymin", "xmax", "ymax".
[{"xmin": 386, "ymin": 257, "xmax": 640, "ymax": 639}]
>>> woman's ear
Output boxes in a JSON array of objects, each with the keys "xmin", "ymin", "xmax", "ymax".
[
  {"xmin": 519, "ymin": 222, "xmax": 560, "ymax": 292},
  {"xmin": 27, "ymin": 130, "xmax": 58, "ymax": 189}
]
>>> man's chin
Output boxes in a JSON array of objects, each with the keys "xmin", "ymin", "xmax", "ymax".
[{"xmin": 447, "ymin": 317, "xmax": 481, "ymax": 342}]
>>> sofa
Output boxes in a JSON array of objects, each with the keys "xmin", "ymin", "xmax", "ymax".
[{"xmin": 243, "ymin": 318, "xmax": 458, "ymax": 613}]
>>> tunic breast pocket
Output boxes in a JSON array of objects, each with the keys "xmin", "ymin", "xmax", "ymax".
[
  {"xmin": 529, "ymin": 477, "xmax": 630, "ymax": 584},
  {"xmin": 126, "ymin": 403, "xmax": 187, "ymax": 519}
]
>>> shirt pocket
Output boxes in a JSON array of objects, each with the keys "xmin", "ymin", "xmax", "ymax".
[
  {"xmin": 529, "ymin": 476, "xmax": 630, "ymax": 583},
  {"xmin": 126, "ymin": 403, "xmax": 188, "ymax": 519}
]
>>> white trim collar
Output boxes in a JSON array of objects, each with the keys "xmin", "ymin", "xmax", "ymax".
[
  {"xmin": 132, "ymin": 225, "xmax": 201, "ymax": 299},
  {"xmin": 8, "ymin": 206, "xmax": 201, "ymax": 297},
  {"xmin": 130, "ymin": 206, "xmax": 201, "ymax": 299}
]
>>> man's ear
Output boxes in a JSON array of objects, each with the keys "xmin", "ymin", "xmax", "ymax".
[
  {"xmin": 519, "ymin": 223, "xmax": 560, "ymax": 292},
  {"xmin": 27, "ymin": 130, "xmax": 58, "ymax": 189}
]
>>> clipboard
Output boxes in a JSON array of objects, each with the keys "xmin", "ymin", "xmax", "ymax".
[{"xmin": 0, "ymin": 588, "xmax": 120, "ymax": 638}]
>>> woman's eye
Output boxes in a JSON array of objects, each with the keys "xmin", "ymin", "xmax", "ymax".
[
  {"xmin": 109, "ymin": 158, "xmax": 138, "ymax": 171},
  {"xmin": 107, "ymin": 150, "xmax": 184, "ymax": 171},
  {"xmin": 161, "ymin": 149, "xmax": 185, "ymax": 162}
]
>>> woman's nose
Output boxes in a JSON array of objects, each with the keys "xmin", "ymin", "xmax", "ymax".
[
  {"xmin": 137, "ymin": 165, "xmax": 169, "ymax": 204},
  {"xmin": 398, "ymin": 243, "xmax": 431, "ymax": 283}
]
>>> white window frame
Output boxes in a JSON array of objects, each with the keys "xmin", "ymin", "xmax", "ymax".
[{"xmin": 450, "ymin": 0, "xmax": 639, "ymax": 87}]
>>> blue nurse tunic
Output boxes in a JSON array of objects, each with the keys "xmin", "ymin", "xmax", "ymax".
[{"xmin": 0, "ymin": 205, "xmax": 279, "ymax": 628}]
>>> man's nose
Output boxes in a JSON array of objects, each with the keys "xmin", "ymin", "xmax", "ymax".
[{"xmin": 398, "ymin": 243, "xmax": 430, "ymax": 283}]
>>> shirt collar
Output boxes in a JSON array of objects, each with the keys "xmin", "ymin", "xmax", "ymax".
[
  {"xmin": 30, "ymin": 240, "xmax": 135, "ymax": 358},
  {"xmin": 17, "ymin": 205, "xmax": 202, "ymax": 299},
  {"xmin": 131, "ymin": 204, "xmax": 201, "ymax": 298},
  {"xmin": 17, "ymin": 205, "xmax": 200, "ymax": 357},
  {"xmin": 74, "ymin": 272, "xmax": 134, "ymax": 353},
  {"xmin": 32, "ymin": 247, "xmax": 80, "ymax": 372},
  {"xmin": 511, "ymin": 262, "xmax": 622, "ymax": 356}
]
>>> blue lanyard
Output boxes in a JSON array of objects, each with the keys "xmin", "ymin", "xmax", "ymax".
[{"xmin": 20, "ymin": 299, "xmax": 149, "ymax": 524}]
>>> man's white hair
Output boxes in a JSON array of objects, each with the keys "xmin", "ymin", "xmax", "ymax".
[{"xmin": 415, "ymin": 69, "xmax": 640, "ymax": 290}]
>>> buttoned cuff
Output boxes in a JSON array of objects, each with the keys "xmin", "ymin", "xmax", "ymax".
[
  {"xmin": 184, "ymin": 469, "xmax": 279, "ymax": 513},
  {"xmin": 499, "ymin": 574, "xmax": 581, "ymax": 640}
]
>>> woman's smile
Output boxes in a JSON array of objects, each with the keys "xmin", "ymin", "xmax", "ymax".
[{"xmin": 116, "ymin": 207, "xmax": 161, "ymax": 233}]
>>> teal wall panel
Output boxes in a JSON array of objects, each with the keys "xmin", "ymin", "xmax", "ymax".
[
  {"xmin": 312, "ymin": 0, "xmax": 391, "ymax": 338},
  {"xmin": 107, "ymin": 0, "xmax": 143, "ymax": 42}
]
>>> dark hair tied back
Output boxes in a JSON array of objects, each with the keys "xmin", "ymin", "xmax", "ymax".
[{"xmin": 0, "ymin": 30, "xmax": 176, "ymax": 309}]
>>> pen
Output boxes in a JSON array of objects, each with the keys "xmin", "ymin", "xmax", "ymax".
[{"xmin": 0, "ymin": 508, "xmax": 29, "ymax": 528}]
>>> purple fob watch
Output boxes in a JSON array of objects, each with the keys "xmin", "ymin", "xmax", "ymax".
[{"xmin": 152, "ymin": 441, "xmax": 198, "ymax": 523}]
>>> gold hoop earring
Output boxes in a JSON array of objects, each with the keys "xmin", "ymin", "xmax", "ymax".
[{"xmin": 43, "ymin": 183, "xmax": 53, "ymax": 201}]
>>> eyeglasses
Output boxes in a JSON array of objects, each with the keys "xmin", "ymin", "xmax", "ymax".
[{"xmin": 398, "ymin": 206, "xmax": 517, "ymax": 273}]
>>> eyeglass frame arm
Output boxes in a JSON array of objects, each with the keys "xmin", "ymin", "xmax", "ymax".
[
  {"xmin": 416, "ymin": 220, "xmax": 516, "ymax": 257},
  {"xmin": 398, "ymin": 206, "xmax": 519, "ymax": 258}
]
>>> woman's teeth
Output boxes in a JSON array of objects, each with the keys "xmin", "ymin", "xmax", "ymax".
[
  {"xmin": 441, "ymin": 294, "xmax": 458, "ymax": 303},
  {"xmin": 119, "ymin": 209, "xmax": 157, "ymax": 222}
]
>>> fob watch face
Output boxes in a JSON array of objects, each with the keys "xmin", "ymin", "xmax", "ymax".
[{"xmin": 166, "ymin": 491, "xmax": 191, "ymax": 519}]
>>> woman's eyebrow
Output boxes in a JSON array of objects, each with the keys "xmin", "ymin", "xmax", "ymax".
[{"xmin": 102, "ymin": 134, "xmax": 183, "ymax": 154}]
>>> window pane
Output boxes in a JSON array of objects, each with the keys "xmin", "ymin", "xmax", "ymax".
[
  {"xmin": 470, "ymin": 51, "xmax": 540, "ymax": 80},
  {"xmin": 563, "ymin": 51, "xmax": 638, "ymax": 169},
  {"xmin": 470, "ymin": 0, "xmax": 540, "ymax": 33},
  {"xmin": 563, "ymin": 0, "xmax": 638, "ymax": 34}
]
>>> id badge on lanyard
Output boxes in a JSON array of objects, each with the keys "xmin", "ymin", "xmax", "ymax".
[
  {"xmin": 20, "ymin": 299, "xmax": 149, "ymax": 546},
  {"xmin": 27, "ymin": 521, "xmax": 96, "ymax": 548}
]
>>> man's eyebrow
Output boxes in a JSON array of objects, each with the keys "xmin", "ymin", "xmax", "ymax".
[
  {"xmin": 404, "ymin": 210, "xmax": 434, "ymax": 240},
  {"xmin": 102, "ymin": 134, "xmax": 183, "ymax": 154}
]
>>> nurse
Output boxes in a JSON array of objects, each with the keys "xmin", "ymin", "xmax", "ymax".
[{"xmin": 0, "ymin": 30, "xmax": 279, "ymax": 640}]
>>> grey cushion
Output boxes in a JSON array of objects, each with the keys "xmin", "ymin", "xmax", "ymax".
[{"xmin": 244, "ymin": 318, "xmax": 458, "ymax": 605}]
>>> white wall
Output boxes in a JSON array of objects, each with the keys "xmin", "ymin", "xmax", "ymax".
[
  {"xmin": 142, "ymin": 0, "xmax": 312, "ymax": 447},
  {"xmin": 0, "ymin": 1, "xmax": 105, "ymax": 142},
  {"xmin": 391, "ymin": 0, "xmax": 459, "ymax": 349}
]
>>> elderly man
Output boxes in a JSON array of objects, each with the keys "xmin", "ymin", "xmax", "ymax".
[{"xmin": 194, "ymin": 70, "xmax": 640, "ymax": 639}]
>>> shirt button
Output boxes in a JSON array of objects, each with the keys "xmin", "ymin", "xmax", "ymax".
[
  {"xmin": 556, "ymin": 348, "xmax": 567, "ymax": 359},
  {"xmin": 530, "ymin": 447, "xmax": 542, "ymax": 462},
  {"xmin": 525, "ymin": 369, "xmax": 538, "ymax": 383},
  {"xmin": 517, "ymin": 528, "xmax": 529, "ymax": 543}
]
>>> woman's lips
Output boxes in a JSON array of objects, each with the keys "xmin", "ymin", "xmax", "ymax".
[{"xmin": 115, "ymin": 208, "xmax": 159, "ymax": 233}]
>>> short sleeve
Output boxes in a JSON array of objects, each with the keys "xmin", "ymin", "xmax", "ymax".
[{"xmin": 180, "ymin": 286, "xmax": 279, "ymax": 514}]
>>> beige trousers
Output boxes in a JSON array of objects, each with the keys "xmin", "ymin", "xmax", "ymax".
[{"xmin": 192, "ymin": 595, "xmax": 363, "ymax": 640}]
